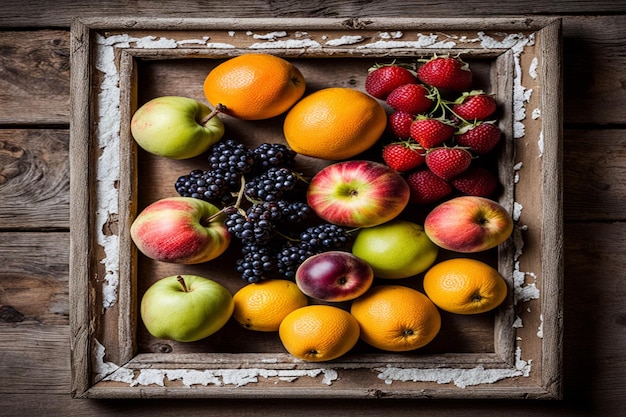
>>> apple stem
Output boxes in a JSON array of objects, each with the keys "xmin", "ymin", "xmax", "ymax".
[
  {"xmin": 177, "ymin": 275, "xmax": 189, "ymax": 292},
  {"xmin": 200, "ymin": 103, "xmax": 227, "ymax": 125}
]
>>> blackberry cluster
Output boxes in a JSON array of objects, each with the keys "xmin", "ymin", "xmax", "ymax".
[
  {"xmin": 250, "ymin": 143, "xmax": 297, "ymax": 174},
  {"xmin": 173, "ymin": 138, "xmax": 353, "ymax": 283},
  {"xmin": 276, "ymin": 241, "xmax": 318, "ymax": 279},
  {"xmin": 175, "ymin": 140, "xmax": 302, "ymax": 207},
  {"xmin": 275, "ymin": 201, "xmax": 312, "ymax": 225},
  {"xmin": 207, "ymin": 139, "xmax": 255, "ymax": 174},
  {"xmin": 174, "ymin": 168, "xmax": 240, "ymax": 206},
  {"xmin": 299, "ymin": 223, "xmax": 350, "ymax": 250},
  {"xmin": 236, "ymin": 243, "xmax": 277, "ymax": 283},
  {"xmin": 243, "ymin": 167, "xmax": 301, "ymax": 202}
]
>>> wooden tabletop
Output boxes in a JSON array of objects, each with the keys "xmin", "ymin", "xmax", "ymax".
[{"xmin": 1, "ymin": 1, "xmax": 625, "ymax": 416}]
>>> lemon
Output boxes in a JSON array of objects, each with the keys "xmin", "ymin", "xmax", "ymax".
[{"xmin": 351, "ymin": 220, "xmax": 439, "ymax": 279}]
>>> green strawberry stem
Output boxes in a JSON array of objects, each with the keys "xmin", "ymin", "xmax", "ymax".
[{"xmin": 426, "ymin": 87, "xmax": 472, "ymax": 126}]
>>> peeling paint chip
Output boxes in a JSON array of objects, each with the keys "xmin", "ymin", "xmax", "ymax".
[{"xmin": 375, "ymin": 348, "xmax": 531, "ymax": 388}]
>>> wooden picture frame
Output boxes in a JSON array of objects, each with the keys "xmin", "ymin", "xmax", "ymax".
[{"xmin": 69, "ymin": 17, "xmax": 563, "ymax": 399}]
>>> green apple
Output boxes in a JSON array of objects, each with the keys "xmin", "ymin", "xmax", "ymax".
[
  {"xmin": 140, "ymin": 275, "xmax": 234, "ymax": 342},
  {"xmin": 130, "ymin": 96, "xmax": 225, "ymax": 159},
  {"xmin": 351, "ymin": 220, "xmax": 439, "ymax": 279}
]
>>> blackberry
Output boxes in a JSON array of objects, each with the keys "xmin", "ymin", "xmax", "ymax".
[
  {"xmin": 174, "ymin": 168, "xmax": 239, "ymax": 206},
  {"xmin": 276, "ymin": 241, "xmax": 320, "ymax": 279},
  {"xmin": 299, "ymin": 223, "xmax": 350, "ymax": 250},
  {"xmin": 244, "ymin": 167, "xmax": 300, "ymax": 202},
  {"xmin": 275, "ymin": 200, "xmax": 313, "ymax": 224},
  {"xmin": 249, "ymin": 201, "xmax": 283, "ymax": 223},
  {"xmin": 225, "ymin": 209, "xmax": 274, "ymax": 243},
  {"xmin": 207, "ymin": 139, "xmax": 255, "ymax": 174},
  {"xmin": 236, "ymin": 243, "xmax": 277, "ymax": 283},
  {"xmin": 250, "ymin": 143, "xmax": 297, "ymax": 174}
]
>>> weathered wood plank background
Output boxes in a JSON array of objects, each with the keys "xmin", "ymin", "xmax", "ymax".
[{"xmin": 0, "ymin": 1, "xmax": 625, "ymax": 416}]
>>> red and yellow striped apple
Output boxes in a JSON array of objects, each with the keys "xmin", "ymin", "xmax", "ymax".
[
  {"xmin": 424, "ymin": 196, "xmax": 513, "ymax": 253},
  {"xmin": 306, "ymin": 160, "xmax": 410, "ymax": 228},
  {"xmin": 130, "ymin": 197, "xmax": 230, "ymax": 264}
]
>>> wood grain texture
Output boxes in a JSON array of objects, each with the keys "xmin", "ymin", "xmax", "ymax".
[
  {"xmin": 0, "ymin": 31, "xmax": 70, "ymax": 125},
  {"xmin": 1, "ymin": 0, "xmax": 626, "ymax": 27},
  {"xmin": 563, "ymin": 129, "xmax": 626, "ymax": 221},
  {"xmin": 0, "ymin": 232, "xmax": 69, "ymax": 325},
  {"xmin": 562, "ymin": 16, "xmax": 626, "ymax": 125},
  {"xmin": 0, "ymin": 130, "xmax": 69, "ymax": 229}
]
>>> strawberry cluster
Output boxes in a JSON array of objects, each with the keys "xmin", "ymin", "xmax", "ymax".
[{"xmin": 365, "ymin": 56, "xmax": 502, "ymax": 205}]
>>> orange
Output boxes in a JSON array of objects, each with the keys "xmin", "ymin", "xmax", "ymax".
[
  {"xmin": 203, "ymin": 53, "xmax": 306, "ymax": 120},
  {"xmin": 423, "ymin": 258, "xmax": 508, "ymax": 315},
  {"xmin": 283, "ymin": 87, "xmax": 387, "ymax": 160},
  {"xmin": 279, "ymin": 305, "xmax": 360, "ymax": 362},
  {"xmin": 232, "ymin": 279, "xmax": 308, "ymax": 332},
  {"xmin": 350, "ymin": 285, "xmax": 441, "ymax": 352}
]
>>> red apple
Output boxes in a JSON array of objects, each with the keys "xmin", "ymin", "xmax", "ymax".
[
  {"xmin": 130, "ymin": 197, "xmax": 231, "ymax": 264},
  {"xmin": 424, "ymin": 196, "xmax": 513, "ymax": 253},
  {"xmin": 295, "ymin": 251, "xmax": 374, "ymax": 302},
  {"xmin": 306, "ymin": 160, "xmax": 410, "ymax": 228}
]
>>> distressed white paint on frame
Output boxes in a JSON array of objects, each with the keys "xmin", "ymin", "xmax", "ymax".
[
  {"xmin": 92, "ymin": 338, "xmax": 339, "ymax": 388},
  {"xmin": 375, "ymin": 347, "xmax": 531, "ymax": 388}
]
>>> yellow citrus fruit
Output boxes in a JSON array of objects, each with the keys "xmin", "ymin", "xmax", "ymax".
[
  {"xmin": 278, "ymin": 305, "xmax": 360, "ymax": 362},
  {"xmin": 283, "ymin": 87, "xmax": 387, "ymax": 160},
  {"xmin": 423, "ymin": 258, "xmax": 508, "ymax": 315},
  {"xmin": 203, "ymin": 53, "xmax": 306, "ymax": 120},
  {"xmin": 350, "ymin": 285, "xmax": 441, "ymax": 352},
  {"xmin": 351, "ymin": 220, "xmax": 439, "ymax": 279},
  {"xmin": 232, "ymin": 279, "xmax": 308, "ymax": 332}
]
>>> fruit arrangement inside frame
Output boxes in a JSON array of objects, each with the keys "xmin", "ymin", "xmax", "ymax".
[{"xmin": 131, "ymin": 53, "xmax": 514, "ymax": 362}]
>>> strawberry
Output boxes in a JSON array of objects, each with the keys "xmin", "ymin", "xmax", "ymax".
[
  {"xmin": 455, "ymin": 122, "xmax": 501, "ymax": 154},
  {"xmin": 417, "ymin": 56, "xmax": 473, "ymax": 93},
  {"xmin": 365, "ymin": 64, "xmax": 418, "ymax": 100},
  {"xmin": 406, "ymin": 168, "xmax": 452, "ymax": 204},
  {"xmin": 386, "ymin": 83, "xmax": 433, "ymax": 115},
  {"xmin": 452, "ymin": 91, "xmax": 497, "ymax": 121},
  {"xmin": 450, "ymin": 165, "xmax": 499, "ymax": 197},
  {"xmin": 425, "ymin": 146, "xmax": 473, "ymax": 180},
  {"xmin": 409, "ymin": 117, "xmax": 456, "ymax": 149},
  {"xmin": 382, "ymin": 141, "xmax": 426, "ymax": 172},
  {"xmin": 387, "ymin": 110, "xmax": 414, "ymax": 139}
]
